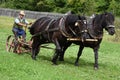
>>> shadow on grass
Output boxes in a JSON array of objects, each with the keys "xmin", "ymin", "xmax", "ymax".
[
  {"xmin": 37, "ymin": 55, "xmax": 52, "ymax": 61},
  {"xmin": 62, "ymin": 57, "xmax": 94, "ymax": 67},
  {"xmin": 35, "ymin": 55, "xmax": 106, "ymax": 68},
  {"xmin": 20, "ymin": 52, "xmax": 107, "ymax": 69}
]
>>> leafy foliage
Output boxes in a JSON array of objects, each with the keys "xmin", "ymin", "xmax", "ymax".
[{"xmin": 0, "ymin": 0, "xmax": 120, "ymax": 15}]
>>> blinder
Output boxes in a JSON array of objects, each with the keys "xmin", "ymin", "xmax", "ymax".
[
  {"xmin": 75, "ymin": 20, "xmax": 87, "ymax": 26},
  {"xmin": 75, "ymin": 20, "xmax": 87, "ymax": 33}
]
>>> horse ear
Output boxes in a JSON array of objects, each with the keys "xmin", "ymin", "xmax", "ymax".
[{"xmin": 104, "ymin": 12, "xmax": 108, "ymax": 17}]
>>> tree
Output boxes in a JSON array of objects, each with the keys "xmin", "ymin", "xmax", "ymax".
[
  {"xmin": 13, "ymin": 0, "xmax": 31, "ymax": 10},
  {"xmin": 108, "ymin": 0, "xmax": 120, "ymax": 16},
  {"xmin": 1, "ymin": 0, "xmax": 120, "ymax": 16},
  {"xmin": 35, "ymin": 0, "xmax": 54, "ymax": 12},
  {"xmin": 96, "ymin": 0, "xmax": 110, "ymax": 12}
]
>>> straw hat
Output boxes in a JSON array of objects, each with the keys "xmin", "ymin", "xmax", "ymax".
[{"xmin": 19, "ymin": 11, "xmax": 25, "ymax": 16}]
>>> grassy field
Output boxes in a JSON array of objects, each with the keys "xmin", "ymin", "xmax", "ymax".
[{"xmin": 0, "ymin": 16, "xmax": 120, "ymax": 80}]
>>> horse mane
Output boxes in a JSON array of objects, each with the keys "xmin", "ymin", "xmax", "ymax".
[
  {"xmin": 65, "ymin": 10, "xmax": 75, "ymax": 15},
  {"xmin": 65, "ymin": 14, "xmax": 84, "ymax": 25}
]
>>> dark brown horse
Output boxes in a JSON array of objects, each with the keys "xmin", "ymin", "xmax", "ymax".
[
  {"xmin": 29, "ymin": 14, "xmax": 86, "ymax": 64},
  {"xmin": 59, "ymin": 12, "xmax": 115, "ymax": 69}
]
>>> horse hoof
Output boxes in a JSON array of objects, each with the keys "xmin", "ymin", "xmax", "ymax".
[
  {"xmin": 31, "ymin": 56, "xmax": 36, "ymax": 60},
  {"xmin": 75, "ymin": 63, "xmax": 79, "ymax": 66},
  {"xmin": 52, "ymin": 61, "xmax": 57, "ymax": 65},
  {"xmin": 52, "ymin": 63, "xmax": 58, "ymax": 65},
  {"xmin": 32, "ymin": 58, "xmax": 36, "ymax": 60},
  {"xmin": 94, "ymin": 67, "xmax": 98, "ymax": 70},
  {"xmin": 52, "ymin": 60, "xmax": 57, "ymax": 65},
  {"xmin": 94, "ymin": 64, "xmax": 99, "ymax": 70},
  {"xmin": 59, "ymin": 58, "xmax": 64, "ymax": 61}
]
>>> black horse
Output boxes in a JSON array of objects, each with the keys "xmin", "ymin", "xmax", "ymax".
[
  {"xmin": 59, "ymin": 12, "xmax": 115, "ymax": 69},
  {"xmin": 30, "ymin": 14, "xmax": 86, "ymax": 64}
]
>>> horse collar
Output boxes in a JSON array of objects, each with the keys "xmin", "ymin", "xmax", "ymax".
[{"xmin": 59, "ymin": 17, "xmax": 71, "ymax": 37}]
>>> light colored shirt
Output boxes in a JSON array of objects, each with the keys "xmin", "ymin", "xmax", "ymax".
[{"xmin": 15, "ymin": 18, "xmax": 29, "ymax": 24}]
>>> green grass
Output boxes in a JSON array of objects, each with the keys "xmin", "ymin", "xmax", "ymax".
[{"xmin": 0, "ymin": 16, "xmax": 120, "ymax": 80}]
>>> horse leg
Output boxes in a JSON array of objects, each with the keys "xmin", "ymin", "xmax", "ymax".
[
  {"xmin": 93, "ymin": 46, "xmax": 99, "ymax": 70},
  {"xmin": 31, "ymin": 38, "xmax": 40, "ymax": 60},
  {"xmin": 75, "ymin": 45, "xmax": 84, "ymax": 66},
  {"xmin": 59, "ymin": 42, "xmax": 72, "ymax": 61},
  {"xmin": 52, "ymin": 39, "xmax": 61, "ymax": 65}
]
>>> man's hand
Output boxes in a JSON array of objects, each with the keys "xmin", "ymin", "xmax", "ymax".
[
  {"xmin": 23, "ymin": 24, "xmax": 27, "ymax": 27},
  {"xmin": 29, "ymin": 22, "xmax": 32, "ymax": 25},
  {"xmin": 17, "ymin": 23, "xmax": 27, "ymax": 27}
]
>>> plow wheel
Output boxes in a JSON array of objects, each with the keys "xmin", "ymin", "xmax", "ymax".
[
  {"xmin": 16, "ymin": 39, "xmax": 32, "ymax": 53},
  {"xmin": 6, "ymin": 35, "xmax": 16, "ymax": 52},
  {"xmin": 6, "ymin": 35, "xmax": 25, "ymax": 54},
  {"xmin": 6, "ymin": 35, "xmax": 32, "ymax": 54},
  {"xmin": 16, "ymin": 43, "xmax": 24, "ymax": 54}
]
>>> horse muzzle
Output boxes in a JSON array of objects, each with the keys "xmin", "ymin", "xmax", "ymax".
[{"xmin": 107, "ymin": 25, "xmax": 115, "ymax": 35}]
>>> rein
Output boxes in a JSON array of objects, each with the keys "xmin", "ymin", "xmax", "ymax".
[
  {"xmin": 69, "ymin": 26, "xmax": 78, "ymax": 37},
  {"xmin": 32, "ymin": 28, "xmax": 59, "ymax": 38},
  {"xmin": 45, "ymin": 19, "xmax": 55, "ymax": 30},
  {"xmin": 32, "ymin": 18, "xmax": 58, "ymax": 38}
]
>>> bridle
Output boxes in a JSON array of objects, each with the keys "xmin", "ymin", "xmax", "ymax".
[{"xmin": 106, "ymin": 24, "xmax": 115, "ymax": 29}]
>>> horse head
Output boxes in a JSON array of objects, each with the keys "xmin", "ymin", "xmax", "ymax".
[
  {"xmin": 103, "ymin": 12, "xmax": 115, "ymax": 35},
  {"xmin": 74, "ymin": 16, "xmax": 87, "ymax": 39},
  {"xmin": 67, "ymin": 14, "xmax": 87, "ymax": 38}
]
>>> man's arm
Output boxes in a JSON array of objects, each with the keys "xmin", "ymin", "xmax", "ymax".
[
  {"xmin": 25, "ymin": 19, "xmax": 32, "ymax": 25},
  {"xmin": 17, "ymin": 22, "xmax": 27, "ymax": 27},
  {"xmin": 15, "ymin": 18, "xmax": 27, "ymax": 27}
]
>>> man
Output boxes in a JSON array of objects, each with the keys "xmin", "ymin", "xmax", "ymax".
[{"xmin": 12, "ymin": 10, "xmax": 32, "ymax": 41}]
